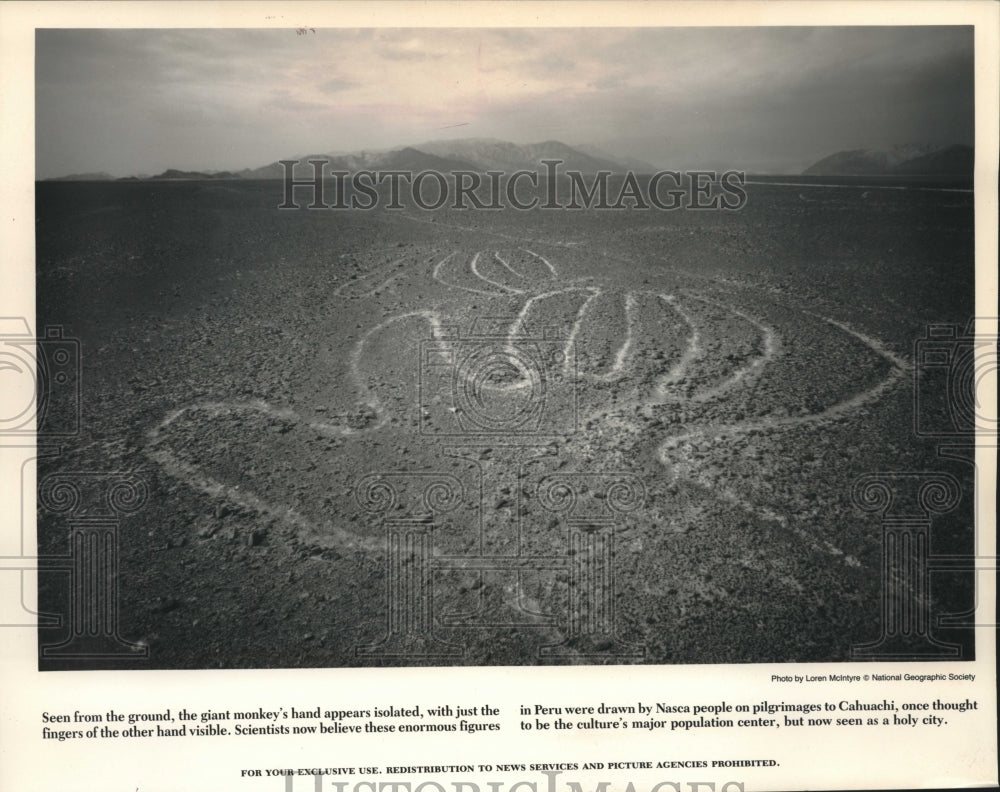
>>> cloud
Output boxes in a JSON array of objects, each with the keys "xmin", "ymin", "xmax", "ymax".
[
  {"xmin": 530, "ymin": 52, "xmax": 576, "ymax": 75},
  {"xmin": 35, "ymin": 26, "xmax": 975, "ymax": 178},
  {"xmin": 380, "ymin": 49, "xmax": 441, "ymax": 62},
  {"xmin": 316, "ymin": 77, "xmax": 356, "ymax": 94},
  {"xmin": 376, "ymin": 33, "xmax": 445, "ymax": 62},
  {"xmin": 588, "ymin": 74, "xmax": 627, "ymax": 91},
  {"xmin": 262, "ymin": 93, "xmax": 331, "ymax": 115}
]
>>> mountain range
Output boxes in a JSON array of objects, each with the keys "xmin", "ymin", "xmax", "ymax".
[
  {"xmin": 42, "ymin": 139, "xmax": 973, "ymax": 181},
  {"xmin": 45, "ymin": 171, "xmax": 115, "ymax": 182},
  {"xmin": 237, "ymin": 139, "xmax": 652, "ymax": 180},
  {"xmin": 43, "ymin": 139, "xmax": 656, "ymax": 181},
  {"xmin": 802, "ymin": 143, "xmax": 973, "ymax": 176}
]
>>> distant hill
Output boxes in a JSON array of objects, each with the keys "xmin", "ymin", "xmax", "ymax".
[
  {"xmin": 239, "ymin": 146, "xmax": 478, "ymax": 179},
  {"xmin": 243, "ymin": 139, "xmax": 625, "ymax": 179},
  {"xmin": 44, "ymin": 171, "xmax": 113, "ymax": 181},
  {"xmin": 239, "ymin": 157, "xmax": 330, "ymax": 180},
  {"xmin": 413, "ymin": 138, "xmax": 624, "ymax": 173},
  {"xmin": 803, "ymin": 144, "xmax": 973, "ymax": 176},
  {"xmin": 575, "ymin": 144, "xmax": 657, "ymax": 174},
  {"xmin": 45, "ymin": 139, "xmax": 651, "ymax": 181},
  {"xmin": 370, "ymin": 146, "xmax": 479, "ymax": 173},
  {"xmin": 151, "ymin": 169, "xmax": 241, "ymax": 180},
  {"xmin": 891, "ymin": 144, "xmax": 974, "ymax": 175}
]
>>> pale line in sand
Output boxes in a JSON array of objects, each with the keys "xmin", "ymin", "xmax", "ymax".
[
  {"xmin": 394, "ymin": 212, "xmax": 579, "ymax": 248},
  {"xmin": 575, "ymin": 291, "xmax": 637, "ymax": 382},
  {"xmin": 366, "ymin": 267, "xmax": 414, "ymax": 297},
  {"xmin": 338, "ymin": 244, "xmax": 415, "ymax": 260},
  {"xmin": 651, "ymin": 294, "xmax": 702, "ymax": 399},
  {"xmin": 508, "ymin": 285, "xmax": 595, "ymax": 343},
  {"xmin": 146, "ymin": 311, "xmax": 446, "ymax": 550},
  {"xmin": 805, "ymin": 311, "xmax": 910, "ymax": 371},
  {"xmin": 146, "ymin": 401, "xmax": 381, "ymax": 553},
  {"xmin": 550, "ymin": 284, "xmax": 885, "ymax": 562},
  {"xmin": 339, "ymin": 309, "xmax": 445, "ymax": 434},
  {"xmin": 612, "ymin": 293, "xmax": 638, "ymax": 374},
  {"xmin": 560, "ymin": 287, "xmax": 858, "ymax": 563},
  {"xmin": 685, "ymin": 475, "xmax": 861, "ymax": 567},
  {"xmin": 655, "ymin": 308, "xmax": 908, "ymax": 561},
  {"xmin": 333, "ymin": 255, "xmax": 410, "ymax": 298},
  {"xmin": 561, "ymin": 287, "xmax": 603, "ymax": 376},
  {"xmin": 432, "ymin": 251, "xmax": 510, "ymax": 296},
  {"xmin": 431, "ymin": 251, "xmax": 457, "ymax": 284},
  {"xmin": 349, "ymin": 268, "xmax": 408, "ymax": 299},
  {"xmin": 485, "ymin": 285, "xmax": 600, "ymax": 391},
  {"xmin": 470, "ymin": 251, "xmax": 525, "ymax": 294},
  {"xmin": 521, "ymin": 248, "xmax": 558, "ymax": 278},
  {"xmin": 676, "ymin": 292, "xmax": 779, "ymax": 403},
  {"xmin": 744, "ymin": 179, "xmax": 973, "ymax": 194},
  {"xmin": 658, "ymin": 312, "xmax": 908, "ymax": 453},
  {"xmin": 493, "ymin": 251, "xmax": 525, "ymax": 280}
]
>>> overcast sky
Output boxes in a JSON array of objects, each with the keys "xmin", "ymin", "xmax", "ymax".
[{"xmin": 36, "ymin": 26, "xmax": 974, "ymax": 178}]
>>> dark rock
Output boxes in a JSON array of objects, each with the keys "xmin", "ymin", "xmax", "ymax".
[{"xmin": 150, "ymin": 597, "xmax": 180, "ymax": 614}]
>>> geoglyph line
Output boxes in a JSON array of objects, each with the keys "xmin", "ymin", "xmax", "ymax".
[
  {"xmin": 561, "ymin": 288, "xmax": 602, "ymax": 375},
  {"xmin": 677, "ymin": 292, "xmax": 779, "ymax": 403},
  {"xmin": 333, "ymin": 255, "xmax": 411, "ymax": 298},
  {"xmin": 432, "ymin": 251, "xmax": 458, "ymax": 285},
  {"xmin": 493, "ymin": 251, "xmax": 524, "ymax": 280},
  {"xmin": 521, "ymin": 248, "xmax": 558, "ymax": 278},
  {"xmin": 612, "ymin": 293, "xmax": 638, "ymax": 375},
  {"xmin": 430, "ymin": 247, "xmax": 562, "ymax": 298},
  {"xmin": 658, "ymin": 311, "xmax": 907, "ymax": 453},
  {"xmin": 655, "ymin": 306, "xmax": 908, "ymax": 561},
  {"xmin": 343, "ymin": 309, "xmax": 444, "ymax": 433},
  {"xmin": 652, "ymin": 294, "xmax": 702, "ymax": 400},
  {"xmin": 508, "ymin": 286, "xmax": 591, "ymax": 340},
  {"xmin": 395, "ymin": 212, "xmax": 580, "ymax": 248},
  {"xmin": 690, "ymin": 477, "xmax": 860, "ymax": 566},
  {"xmin": 150, "ymin": 243, "xmax": 910, "ymax": 566},
  {"xmin": 432, "ymin": 250, "xmax": 523, "ymax": 297},
  {"xmin": 806, "ymin": 310, "xmax": 910, "ymax": 371},
  {"xmin": 533, "ymin": 279, "xmax": 902, "ymax": 563},
  {"xmin": 744, "ymin": 178, "xmax": 973, "ymax": 194},
  {"xmin": 338, "ymin": 244, "xmax": 416, "ymax": 260},
  {"xmin": 573, "ymin": 290, "xmax": 638, "ymax": 382},
  {"xmin": 146, "ymin": 401, "xmax": 382, "ymax": 553},
  {"xmin": 431, "ymin": 245, "xmax": 909, "ymax": 567},
  {"xmin": 146, "ymin": 311, "xmax": 446, "ymax": 550},
  {"xmin": 470, "ymin": 251, "xmax": 526, "ymax": 294}
]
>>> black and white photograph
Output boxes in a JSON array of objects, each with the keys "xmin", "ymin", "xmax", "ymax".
[
  {"xmin": 29, "ymin": 24, "xmax": 985, "ymax": 670},
  {"xmin": 2, "ymin": 4, "xmax": 998, "ymax": 792}
]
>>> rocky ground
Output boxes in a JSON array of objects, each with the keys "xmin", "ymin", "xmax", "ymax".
[{"xmin": 35, "ymin": 179, "xmax": 976, "ymax": 668}]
